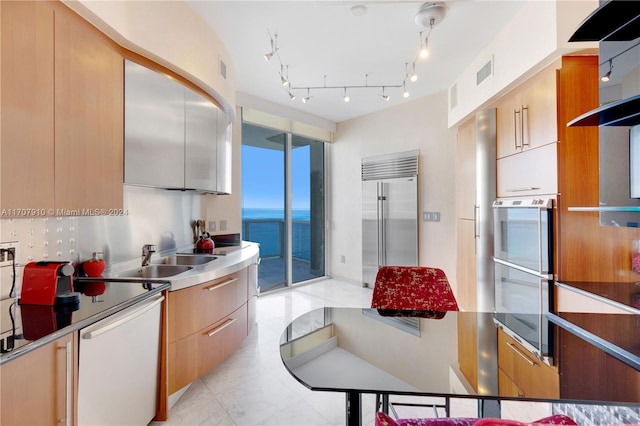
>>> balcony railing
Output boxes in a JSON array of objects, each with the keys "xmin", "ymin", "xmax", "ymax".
[{"xmin": 242, "ymin": 219, "xmax": 311, "ymax": 260}]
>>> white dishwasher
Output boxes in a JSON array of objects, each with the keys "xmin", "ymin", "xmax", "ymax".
[{"xmin": 78, "ymin": 294, "xmax": 164, "ymax": 426}]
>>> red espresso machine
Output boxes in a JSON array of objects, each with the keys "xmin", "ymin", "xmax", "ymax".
[{"xmin": 20, "ymin": 261, "xmax": 79, "ymax": 340}]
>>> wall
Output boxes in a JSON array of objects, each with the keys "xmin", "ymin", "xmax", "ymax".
[
  {"xmin": 330, "ymin": 91, "xmax": 458, "ymax": 291},
  {"xmin": 448, "ymin": 0, "xmax": 598, "ymax": 128},
  {"xmin": 64, "ymin": 0, "xmax": 236, "ymax": 119},
  {"xmin": 0, "ymin": 185, "xmax": 200, "ymax": 298}
]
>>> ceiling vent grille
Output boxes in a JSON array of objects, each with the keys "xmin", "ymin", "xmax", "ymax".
[
  {"xmin": 450, "ymin": 83, "xmax": 458, "ymax": 109},
  {"xmin": 476, "ymin": 57, "xmax": 493, "ymax": 86},
  {"xmin": 219, "ymin": 59, "xmax": 227, "ymax": 80}
]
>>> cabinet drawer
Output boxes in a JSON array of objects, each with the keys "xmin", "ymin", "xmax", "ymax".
[
  {"xmin": 169, "ymin": 270, "xmax": 247, "ymax": 342},
  {"xmin": 497, "ymin": 329, "xmax": 558, "ymax": 398},
  {"xmin": 197, "ymin": 303, "xmax": 248, "ymax": 376},
  {"xmin": 497, "ymin": 142, "xmax": 557, "ymax": 197},
  {"xmin": 168, "ymin": 334, "xmax": 197, "ymax": 394}
]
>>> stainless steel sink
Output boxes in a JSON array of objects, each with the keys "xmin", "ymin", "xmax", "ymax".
[
  {"xmin": 116, "ymin": 264, "xmax": 193, "ymax": 278},
  {"xmin": 156, "ymin": 254, "xmax": 218, "ymax": 266}
]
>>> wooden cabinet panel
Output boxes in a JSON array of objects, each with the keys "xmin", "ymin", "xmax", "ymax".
[
  {"xmin": 523, "ymin": 68, "xmax": 558, "ymax": 150},
  {"xmin": 497, "ymin": 142, "xmax": 557, "ymax": 197},
  {"xmin": 1, "ymin": 1, "xmax": 123, "ymax": 216},
  {"xmin": 498, "ymin": 367, "xmax": 524, "ymax": 397},
  {"xmin": 197, "ymin": 303, "xmax": 248, "ymax": 376},
  {"xmin": 0, "ymin": 1, "xmax": 55, "ymax": 214},
  {"xmin": 497, "ymin": 329, "xmax": 559, "ymax": 399},
  {"xmin": 456, "ymin": 117, "xmax": 476, "ymax": 220},
  {"xmin": 1, "ymin": 333, "xmax": 77, "ymax": 425},
  {"xmin": 54, "ymin": 5, "xmax": 123, "ymax": 212},
  {"xmin": 168, "ymin": 268, "xmax": 250, "ymax": 395},
  {"xmin": 457, "ymin": 312, "xmax": 478, "ymax": 391},
  {"xmin": 456, "ymin": 219, "xmax": 477, "ymax": 311},
  {"xmin": 496, "ymin": 91, "xmax": 523, "ymax": 159},
  {"xmin": 169, "ymin": 269, "xmax": 248, "ymax": 342},
  {"xmin": 497, "ymin": 64, "xmax": 558, "ymax": 160},
  {"xmin": 168, "ymin": 334, "xmax": 198, "ymax": 394}
]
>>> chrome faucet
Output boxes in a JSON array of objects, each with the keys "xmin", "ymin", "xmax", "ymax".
[{"xmin": 141, "ymin": 244, "xmax": 157, "ymax": 267}]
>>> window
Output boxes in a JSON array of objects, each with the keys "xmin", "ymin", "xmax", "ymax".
[{"xmin": 241, "ymin": 122, "xmax": 326, "ymax": 291}]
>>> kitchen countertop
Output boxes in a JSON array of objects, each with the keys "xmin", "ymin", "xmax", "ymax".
[
  {"xmin": 0, "ymin": 242, "xmax": 259, "ymax": 364},
  {"xmin": 105, "ymin": 241, "xmax": 260, "ymax": 292},
  {"xmin": 0, "ymin": 278, "xmax": 170, "ymax": 365}
]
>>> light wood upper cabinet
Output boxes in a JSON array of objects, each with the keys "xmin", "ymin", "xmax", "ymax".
[
  {"xmin": 0, "ymin": 333, "xmax": 78, "ymax": 426},
  {"xmin": 1, "ymin": 1, "xmax": 123, "ymax": 217},
  {"xmin": 1, "ymin": 1, "xmax": 55, "ymax": 214},
  {"xmin": 496, "ymin": 64, "xmax": 559, "ymax": 159},
  {"xmin": 54, "ymin": 5, "xmax": 124, "ymax": 213}
]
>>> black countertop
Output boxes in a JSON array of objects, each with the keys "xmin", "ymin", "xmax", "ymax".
[{"xmin": 0, "ymin": 277, "xmax": 170, "ymax": 364}]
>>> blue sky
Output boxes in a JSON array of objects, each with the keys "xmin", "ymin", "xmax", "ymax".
[{"xmin": 242, "ymin": 144, "xmax": 310, "ymax": 210}]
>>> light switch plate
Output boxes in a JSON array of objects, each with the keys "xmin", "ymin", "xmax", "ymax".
[
  {"xmin": 208, "ymin": 221, "xmax": 216, "ymax": 232},
  {"xmin": 220, "ymin": 220, "xmax": 227, "ymax": 231}
]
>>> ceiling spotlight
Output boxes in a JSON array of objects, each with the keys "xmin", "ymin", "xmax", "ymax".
[
  {"xmin": 302, "ymin": 88, "xmax": 312, "ymax": 104},
  {"xmin": 403, "ymin": 82, "xmax": 410, "ymax": 98},
  {"xmin": 288, "ymin": 91, "xmax": 296, "ymax": 101},
  {"xmin": 343, "ymin": 87, "xmax": 350, "ymax": 103},
  {"xmin": 280, "ymin": 65, "xmax": 289, "ymax": 87},
  {"xmin": 264, "ymin": 33, "xmax": 278, "ymax": 62},
  {"xmin": 380, "ymin": 87, "xmax": 390, "ymax": 102},
  {"xmin": 420, "ymin": 34, "xmax": 429, "ymax": 59},
  {"xmin": 601, "ymin": 59, "xmax": 613, "ymax": 82},
  {"xmin": 410, "ymin": 64, "xmax": 418, "ymax": 82}
]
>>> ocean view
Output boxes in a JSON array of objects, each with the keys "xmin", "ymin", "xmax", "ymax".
[
  {"xmin": 242, "ymin": 208, "xmax": 312, "ymax": 261},
  {"xmin": 242, "ymin": 208, "xmax": 311, "ymax": 221}
]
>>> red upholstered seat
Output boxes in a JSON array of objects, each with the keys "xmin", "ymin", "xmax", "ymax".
[
  {"xmin": 371, "ymin": 266, "xmax": 460, "ymax": 311},
  {"xmin": 375, "ymin": 412, "xmax": 578, "ymax": 426}
]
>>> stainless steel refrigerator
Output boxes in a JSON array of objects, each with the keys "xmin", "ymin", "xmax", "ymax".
[{"xmin": 362, "ymin": 150, "xmax": 419, "ymax": 288}]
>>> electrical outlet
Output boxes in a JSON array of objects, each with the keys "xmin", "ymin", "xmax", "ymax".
[
  {"xmin": 423, "ymin": 211, "xmax": 441, "ymax": 222},
  {"xmin": 209, "ymin": 221, "xmax": 216, "ymax": 232},
  {"xmin": 0, "ymin": 242, "xmax": 18, "ymax": 267},
  {"xmin": 340, "ymin": 255, "xmax": 346, "ymax": 263},
  {"xmin": 220, "ymin": 220, "xmax": 227, "ymax": 231}
]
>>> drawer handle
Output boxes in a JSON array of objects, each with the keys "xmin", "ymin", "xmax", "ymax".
[
  {"xmin": 506, "ymin": 187, "xmax": 540, "ymax": 192},
  {"xmin": 204, "ymin": 277, "xmax": 237, "ymax": 291},
  {"xmin": 506, "ymin": 342, "xmax": 536, "ymax": 366},
  {"xmin": 205, "ymin": 318, "xmax": 236, "ymax": 337}
]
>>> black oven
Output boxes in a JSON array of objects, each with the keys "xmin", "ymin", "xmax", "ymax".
[{"xmin": 492, "ymin": 198, "xmax": 553, "ymax": 363}]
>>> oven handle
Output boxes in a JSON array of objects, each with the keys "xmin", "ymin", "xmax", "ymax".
[{"xmin": 493, "ymin": 258, "xmax": 551, "ymax": 279}]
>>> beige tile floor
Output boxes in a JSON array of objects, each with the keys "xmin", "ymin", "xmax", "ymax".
[{"xmin": 151, "ymin": 279, "xmax": 549, "ymax": 426}]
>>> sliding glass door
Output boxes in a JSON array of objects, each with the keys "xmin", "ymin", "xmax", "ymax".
[{"xmin": 241, "ymin": 123, "xmax": 325, "ymax": 292}]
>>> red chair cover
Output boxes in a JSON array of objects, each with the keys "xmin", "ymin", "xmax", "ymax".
[{"xmin": 371, "ymin": 266, "xmax": 460, "ymax": 311}]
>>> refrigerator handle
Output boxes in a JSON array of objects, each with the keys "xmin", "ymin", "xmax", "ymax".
[
  {"xmin": 474, "ymin": 205, "xmax": 480, "ymax": 239},
  {"xmin": 379, "ymin": 182, "xmax": 386, "ymax": 267}
]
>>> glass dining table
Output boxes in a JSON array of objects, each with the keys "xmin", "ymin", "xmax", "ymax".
[{"xmin": 279, "ymin": 308, "xmax": 640, "ymax": 426}]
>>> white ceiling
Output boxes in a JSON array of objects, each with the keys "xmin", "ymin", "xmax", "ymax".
[{"xmin": 187, "ymin": 1, "xmax": 527, "ymax": 123}]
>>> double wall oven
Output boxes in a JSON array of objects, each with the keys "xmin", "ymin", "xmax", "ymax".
[{"xmin": 492, "ymin": 198, "xmax": 553, "ymax": 363}]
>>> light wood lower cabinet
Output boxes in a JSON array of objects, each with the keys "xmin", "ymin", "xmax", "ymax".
[
  {"xmin": 168, "ymin": 269, "xmax": 249, "ymax": 394},
  {"xmin": 0, "ymin": 333, "xmax": 78, "ymax": 425},
  {"xmin": 497, "ymin": 329, "xmax": 559, "ymax": 399}
]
